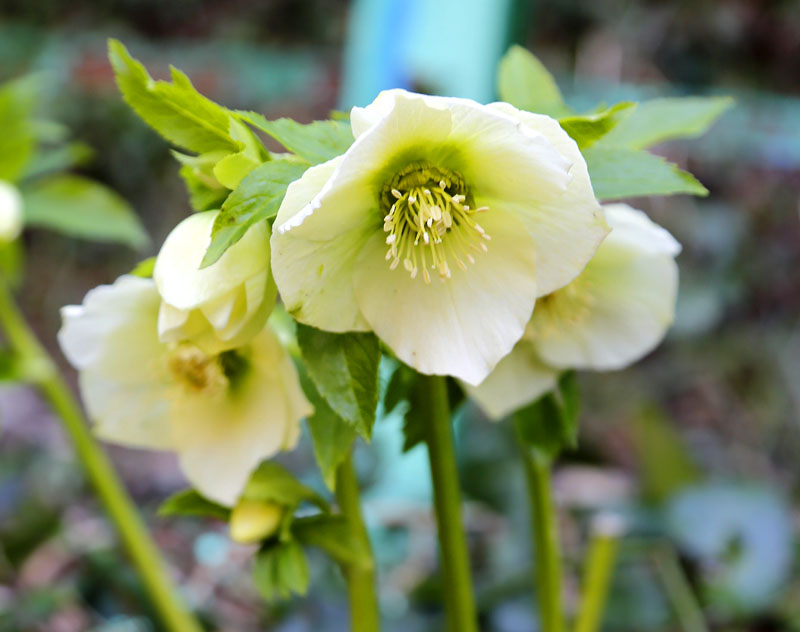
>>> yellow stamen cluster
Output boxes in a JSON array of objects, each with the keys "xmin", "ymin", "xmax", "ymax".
[
  {"xmin": 381, "ymin": 163, "xmax": 490, "ymax": 284},
  {"xmin": 167, "ymin": 344, "xmax": 228, "ymax": 394}
]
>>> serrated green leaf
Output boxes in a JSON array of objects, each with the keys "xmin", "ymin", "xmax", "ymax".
[
  {"xmin": 558, "ymin": 102, "xmax": 636, "ymax": 149},
  {"xmin": 0, "ymin": 77, "xmax": 37, "ymax": 181},
  {"xmin": 158, "ymin": 489, "xmax": 231, "ymax": 521},
  {"xmin": 296, "ymin": 324, "xmax": 380, "ymax": 441},
  {"xmin": 301, "ymin": 373, "xmax": 356, "ymax": 490},
  {"xmin": 20, "ymin": 175, "xmax": 149, "ymax": 248},
  {"xmin": 108, "ymin": 39, "xmax": 239, "ymax": 155},
  {"xmin": 583, "ymin": 146, "xmax": 708, "ymax": 201},
  {"xmin": 242, "ymin": 461, "xmax": 329, "ymax": 512},
  {"xmin": 600, "ymin": 96, "xmax": 734, "ymax": 150},
  {"xmin": 201, "ymin": 158, "xmax": 307, "ymax": 267},
  {"xmin": 238, "ymin": 112, "xmax": 353, "ymax": 165},
  {"xmin": 252, "ymin": 540, "xmax": 309, "ymax": 601},
  {"xmin": 292, "ymin": 515, "xmax": 372, "ymax": 569},
  {"xmin": 497, "ymin": 45, "xmax": 569, "ymax": 117}
]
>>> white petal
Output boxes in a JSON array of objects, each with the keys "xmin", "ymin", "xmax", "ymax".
[
  {"xmin": 0, "ymin": 180, "xmax": 23, "ymax": 241},
  {"xmin": 171, "ymin": 327, "xmax": 311, "ymax": 505},
  {"xmin": 271, "ymin": 158, "xmax": 372, "ymax": 331},
  {"xmin": 531, "ymin": 206, "xmax": 681, "ymax": 370},
  {"xmin": 154, "ymin": 210, "xmax": 270, "ymax": 311},
  {"xmin": 353, "ymin": 209, "xmax": 537, "ymax": 385},
  {"xmin": 465, "ymin": 341, "xmax": 558, "ymax": 420},
  {"xmin": 602, "ymin": 204, "xmax": 682, "ymax": 256},
  {"xmin": 488, "ymin": 102, "xmax": 610, "ymax": 296}
]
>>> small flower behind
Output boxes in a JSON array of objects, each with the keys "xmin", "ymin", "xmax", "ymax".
[
  {"xmin": 270, "ymin": 89, "xmax": 609, "ymax": 385},
  {"xmin": 0, "ymin": 180, "xmax": 23, "ymax": 243},
  {"xmin": 58, "ymin": 274, "xmax": 311, "ymax": 505},
  {"xmin": 468, "ymin": 204, "xmax": 682, "ymax": 419},
  {"xmin": 154, "ymin": 210, "xmax": 275, "ymax": 354}
]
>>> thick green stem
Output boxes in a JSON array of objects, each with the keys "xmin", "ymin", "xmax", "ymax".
[
  {"xmin": 335, "ymin": 451, "xmax": 380, "ymax": 632},
  {"xmin": 515, "ymin": 423, "xmax": 565, "ymax": 632},
  {"xmin": 652, "ymin": 545, "xmax": 709, "ymax": 632},
  {"xmin": 573, "ymin": 515, "xmax": 623, "ymax": 632},
  {"xmin": 420, "ymin": 375, "xmax": 478, "ymax": 632},
  {"xmin": 0, "ymin": 280, "xmax": 202, "ymax": 632}
]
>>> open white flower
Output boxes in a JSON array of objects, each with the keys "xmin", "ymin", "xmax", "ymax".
[
  {"xmin": 271, "ymin": 89, "xmax": 608, "ymax": 385},
  {"xmin": 154, "ymin": 210, "xmax": 275, "ymax": 354},
  {"xmin": 469, "ymin": 204, "xmax": 681, "ymax": 419},
  {"xmin": 0, "ymin": 180, "xmax": 23, "ymax": 242},
  {"xmin": 58, "ymin": 274, "xmax": 311, "ymax": 505}
]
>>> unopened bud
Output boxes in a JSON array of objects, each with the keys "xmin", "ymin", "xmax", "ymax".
[{"xmin": 229, "ymin": 499, "xmax": 284, "ymax": 544}]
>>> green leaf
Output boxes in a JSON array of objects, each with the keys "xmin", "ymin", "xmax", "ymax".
[
  {"xmin": 513, "ymin": 375, "xmax": 580, "ymax": 461},
  {"xmin": 201, "ymin": 158, "xmax": 307, "ymax": 267},
  {"xmin": 497, "ymin": 45, "xmax": 569, "ymax": 117},
  {"xmin": 242, "ymin": 461, "xmax": 329, "ymax": 512},
  {"xmin": 600, "ymin": 96, "xmax": 734, "ymax": 149},
  {"xmin": 583, "ymin": 146, "xmax": 708, "ymax": 201},
  {"xmin": 0, "ymin": 77, "xmax": 37, "ymax": 181},
  {"xmin": 292, "ymin": 515, "xmax": 372, "ymax": 569},
  {"xmin": 108, "ymin": 39, "xmax": 240, "ymax": 155},
  {"xmin": 296, "ymin": 324, "xmax": 380, "ymax": 441},
  {"xmin": 158, "ymin": 489, "xmax": 231, "ymax": 521},
  {"xmin": 238, "ymin": 112, "xmax": 353, "ymax": 165},
  {"xmin": 22, "ymin": 141, "xmax": 94, "ymax": 180},
  {"xmin": 558, "ymin": 102, "xmax": 636, "ymax": 149},
  {"xmin": 252, "ymin": 540, "xmax": 309, "ymax": 601},
  {"xmin": 21, "ymin": 175, "xmax": 149, "ymax": 248},
  {"xmin": 130, "ymin": 256, "xmax": 155, "ymax": 278},
  {"xmin": 301, "ymin": 373, "xmax": 356, "ymax": 490},
  {"xmin": 557, "ymin": 371, "xmax": 580, "ymax": 432}
]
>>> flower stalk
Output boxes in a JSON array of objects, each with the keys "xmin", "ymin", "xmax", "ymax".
[
  {"xmin": 514, "ymin": 417, "xmax": 565, "ymax": 632},
  {"xmin": 335, "ymin": 451, "xmax": 381, "ymax": 632},
  {"xmin": 421, "ymin": 374, "xmax": 478, "ymax": 632},
  {"xmin": 0, "ymin": 278, "xmax": 202, "ymax": 632}
]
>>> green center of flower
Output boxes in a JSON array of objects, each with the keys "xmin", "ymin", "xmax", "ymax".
[
  {"xmin": 380, "ymin": 162, "xmax": 490, "ymax": 283},
  {"xmin": 168, "ymin": 345, "xmax": 250, "ymax": 395}
]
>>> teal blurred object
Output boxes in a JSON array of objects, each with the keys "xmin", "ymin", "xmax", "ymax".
[{"xmin": 340, "ymin": 0, "xmax": 516, "ymax": 108}]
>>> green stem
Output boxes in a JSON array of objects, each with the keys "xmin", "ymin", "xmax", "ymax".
[
  {"xmin": 0, "ymin": 279, "xmax": 202, "ymax": 632},
  {"xmin": 514, "ymin": 421, "xmax": 565, "ymax": 632},
  {"xmin": 335, "ymin": 451, "xmax": 380, "ymax": 632},
  {"xmin": 420, "ymin": 375, "xmax": 478, "ymax": 632},
  {"xmin": 573, "ymin": 515, "xmax": 624, "ymax": 632},
  {"xmin": 652, "ymin": 545, "xmax": 709, "ymax": 632}
]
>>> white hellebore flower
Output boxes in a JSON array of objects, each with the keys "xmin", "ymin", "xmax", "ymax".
[
  {"xmin": 271, "ymin": 89, "xmax": 608, "ymax": 385},
  {"xmin": 154, "ymin": 210, "xmax": 275, "ymax": 353},
  {"xmin": 58, "ymin": 274, "xmax": 311, "ymax": 505},
  {"xmin": 469, "ymin": 204, "xmax": 682, "ymax": 419},
  {"xmin": 0, "ymin": 180, "xmax": 24, "ymax": 242}
]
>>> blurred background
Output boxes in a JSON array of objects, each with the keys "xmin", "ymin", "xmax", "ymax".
[{"xmin": 1, "ymin": 0, "xmax": 800, "ymax": 630}]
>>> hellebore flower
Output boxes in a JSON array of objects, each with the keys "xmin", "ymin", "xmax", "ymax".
[
  {"xmin": 58, "ymin": 274, "xmax": 311, "ymax": 505},
  {"xmin": 468, "ymin": 204, "xmax": 682, "ymax": 419},
  {"xmin": 271, "ymin": 89, "xmax": 608, "ymax": 384},
  {"xmin": 154, "ymin": 210, "xmax": 276, "ymax": 353},
  {"xmin": 0, "ymin": 180, "xmax": 23, "ymax": 242}
]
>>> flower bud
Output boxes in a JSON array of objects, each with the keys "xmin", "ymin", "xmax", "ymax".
[
  {"xmin": 229, "ymin": 499, "xmax": 284, "ymax": 544},
  {"xmin": 0, "ymin": 181, "xmax": 24, "ymax": 242},
  {"xmin": 154, "ymin": 210, "xmax": 275, "ymax": 353}
]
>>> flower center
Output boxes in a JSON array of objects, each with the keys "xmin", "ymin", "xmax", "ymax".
[
  {"xmin": 167, "ymin": 344, "xmax": 250, "ymax": 395},
  {"xmin": 380, "ymin": 162, "xmax": 490, "ymax": 283}
]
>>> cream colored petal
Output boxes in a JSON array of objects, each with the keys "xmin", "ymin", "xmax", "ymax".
[
  {"xmin": 353, "ymin": 209, "xmax": 537, "ymax": 385},
  {"xmin": 601, "ymin": 204, "xmax": 682, "ymax": 256},
  {"xmin": 0, "ymin": 180, "xmax": 23, "ymax": 241},
  {"xmin": 171, "ymin": 327, "xmax": 311, "ymax": 505},
  {"xmin": 465, "ymin": 341, "xmax": 558, "ymax": 421},
  {"xmin": 531, "ymin": 207, "xmax": 680, "ymax": 370},
  {"xmin": 154, "ymin": 210, "xmax": 270, "ymax": 311},
  {"xmin": 488, "ymin": 102, "xmax": 609, "ymax": 296}
]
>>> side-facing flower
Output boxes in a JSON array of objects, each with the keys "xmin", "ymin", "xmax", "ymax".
[
  {"xmin": 0, "ymin": 180, "xmax": 23, "ymax": 242},
  {"xmin": 469, "ymin": 204, "xmax": 682, "ymax": 419},
  {"xmin": 154, "ymin": 210, "xmax": 275, "ymax": 354},
  {"xmin": 58, "ymin": 274, "xmax": 311, "ymax": 505},
  {"xmin": 271, "ymin": 89, "xmax": 608, "ymax": 385}
]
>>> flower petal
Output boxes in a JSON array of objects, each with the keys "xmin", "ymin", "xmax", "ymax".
[
  {"xmin": 488, "ymin": 102, "xmax": 609, "ymax": 296},
  {"xmin": 171, "ymin": 327, "xmax": 311, "ymax": 505},
  {"xmin": 353, "ymin": 208, "xmax": 537, "ymax": 385},
  {"xmin": 531, "ymin": 205, "xmax": 680, "ymax": 370},
  {"xmin": 465, "ymin": 341, "xmax": 558, "ymax": 420}
]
